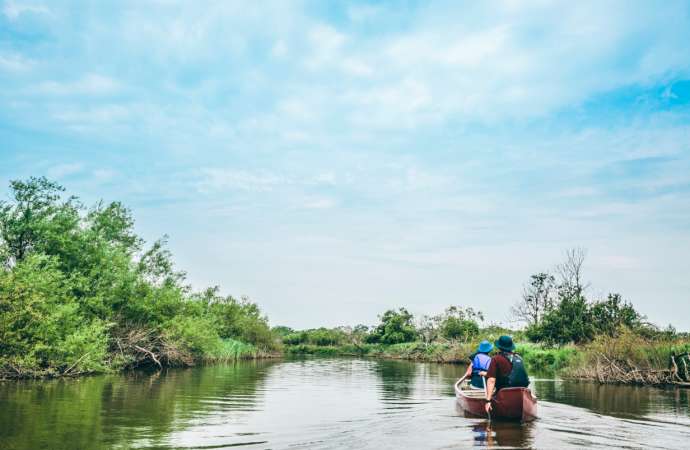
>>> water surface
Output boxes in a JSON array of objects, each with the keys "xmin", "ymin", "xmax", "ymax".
[{"xmin": 1, "ymin": 358, "xmax": 689, "ymax": 449}]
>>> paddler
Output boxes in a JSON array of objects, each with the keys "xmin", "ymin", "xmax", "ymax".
[{"xmin": 484, "ymin": 335, "xmax": 530, "ymax": 414}]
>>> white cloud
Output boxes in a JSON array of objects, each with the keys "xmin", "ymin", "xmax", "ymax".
[
  {"xmin": 47, "ymin": 162, "xmax": 84, "ymax": 179},
  {"xmin": 36, "ymin": 74, "xmax": 121, "ymax": 96},
  {"xmin": 2, "ymin": 1, "xmax": 49, "ymax": 20},
  {"xmin": 197, "ymin": 169, "xmax": 287, "ymax": 193},
  {"xmin": 301, "ymin": 196, "xmax": 336, "ymax": 209},
  {"xmin": 271, "ymin": 39, "xmax": 288, "ymax": 58},
  {"xmin": 0, "ymin": 53, "xmax": 34, "ymax": 72}
]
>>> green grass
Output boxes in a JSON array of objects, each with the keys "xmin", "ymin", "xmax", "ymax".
[{"xmin": 204, "ymin": 339, "xmax": 260, "ymax": 361}]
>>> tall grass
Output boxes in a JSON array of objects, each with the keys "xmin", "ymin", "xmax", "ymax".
[{"xmin": 204, "ymin": 339, "xmax": 261, "ymax": 362}]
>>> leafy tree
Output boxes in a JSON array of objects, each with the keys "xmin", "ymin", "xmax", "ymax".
[
  {"xmin": 272, "ymin": 326, "xmax": 295, "ymax": 337},
  {"xmin": 0, "ymin": 177, "xmax": 278, "ymax": 376},
  {"xmin": 0, "ymin": 254, "xmax": 109, "ymax": 375},
  {"xmin": 437, "ymin": 306, "xmax": 482, "ymax": 342},
  {"xmin": 367, "ymin": 308, "xmax": 417, "ymax": 344},
  {"xmin": 526, "ymin": 288, "xmax": 593, "ymax": 346},
  {"xmin": 590, "ymin": 293, "xmax": 644, "ymax": 336}
]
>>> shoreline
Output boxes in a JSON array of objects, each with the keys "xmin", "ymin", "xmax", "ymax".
[{"xmin": 4, "ymin": 350, "xmax": 690, "ymax": 389}]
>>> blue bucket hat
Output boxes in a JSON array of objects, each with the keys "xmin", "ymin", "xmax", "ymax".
[
  {"xmin": 477, "ymin": 340, "xmax": 493, "ymax": 353},
  {"xmin": 495, "ymin": 335, "xmax": 516, "ymax": 352}
]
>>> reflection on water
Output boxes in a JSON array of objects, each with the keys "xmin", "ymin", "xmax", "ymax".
[
  {"xmin": 533, "ymin": 377, "xmax": 690, "ymax": 419},
  {"xmin": 469, "ymin": 420, "xmax": 536, "ymax": 448},
  {"xmin": 1, "ymin": 358, "xmax": 689, "ymax": 449}
]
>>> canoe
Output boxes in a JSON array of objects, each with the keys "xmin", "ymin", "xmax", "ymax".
[{"xmin": 454, "ymin": 376, "xmax": 537, "ymax": 421}]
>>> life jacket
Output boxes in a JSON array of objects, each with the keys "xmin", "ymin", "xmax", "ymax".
[
  {"xmin": 470, "ymin": 352, "xmax": 491, "ymax": 388},
  {"xmin": 496, "ymin": 352, "xmax": 530, "ymax": 389}
]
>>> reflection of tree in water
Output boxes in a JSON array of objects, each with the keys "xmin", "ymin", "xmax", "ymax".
[
  {"xmin": 0, "ymin": 360, "xmax": 277, "ymax": 450},
  {"xmin": 423, "ymin": 362, "xmax": 468, "ymax": 396},
  {"xmin": 373, "ymin": 360, "xmax": 418, "ymax": 401},
  {"xmin": 535, "ymin": 378, "xmax": 690, "ymax": 419},
  {"xmin": 535, "ymin": 380, "xmax": 653, "ymax": 418}
]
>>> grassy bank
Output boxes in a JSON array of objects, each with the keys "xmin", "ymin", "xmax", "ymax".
[
  {"xmin": 285, "ymin": 336, "xmax": 690, "ymax": 386},
  {"xmin": 564, "ymin": 330, "xmax": 690, "ymax": 385},
  {"xmin": 284, "ymin": 341, "xmax": 581, "ymax": 374}
]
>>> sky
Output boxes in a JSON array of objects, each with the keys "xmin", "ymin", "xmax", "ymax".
[{"xmin": 1, "ymin": 0, "xmax": 690, "ymax": 330}]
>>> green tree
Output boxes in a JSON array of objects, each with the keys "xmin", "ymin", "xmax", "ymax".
[
  {"xmin": 438, "ymin": 306, "xmax": 482, "ymax": 342},
  {"xmin": 0, "ymin": 177, "xmax": 278, "ymax": 376},
  {"xmin": 526, "ymin": 288, "xmax": 594, "ymax": 346},
  {"xmin": 590, "ymin": 293, "xmax": 644, "ymax": 336},
  {"xmin": 367, "ymin": 308, "xmax": 417, "ymax": 344}
]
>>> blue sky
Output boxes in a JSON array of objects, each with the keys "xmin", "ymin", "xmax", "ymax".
[{"xmin": 1, "ymin": 1, "xmax": 690, "ymax": 329}]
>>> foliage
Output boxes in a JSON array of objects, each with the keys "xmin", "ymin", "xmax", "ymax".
[
  {"xmin": 589, "ymin": 293, "xmax": 644, "ymax": 336},
  {"xmin": 0, "ymin": 177, "xmax": 277, "ymax": 377},
  {"xmin": 366, "ymin": 308, "xmax": 417, "ymax": 344},
  {"xmin": 526, "ymin": 290, "xmax": 593, "ymax": 345},
  {"xmin": 281, "ymin": 328, "xmax": 346, "ymax": 346},
  {"xmin": 520, "ymin": 249, "xmax": 656, "ymax": 347},
  {"xmin": 437, "ymin": 306, "xmax": 482, "ymax": 341}
]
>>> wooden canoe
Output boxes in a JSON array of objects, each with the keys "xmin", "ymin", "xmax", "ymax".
[{"xmin": 454, "ymin": 376, "xmax": 537, "ymax": 421}]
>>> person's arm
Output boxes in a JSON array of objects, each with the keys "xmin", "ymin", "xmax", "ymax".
[
  {"xmin": 463, "ymin": 362, "xmax": 473, "ymax": 380},
  {"xmin": 484, "ymin": 377, "xmax": 496, "ymax": 413},
  {"xmin": 484, "ymin": 358, "xmax": 497, "ymax": 413}
]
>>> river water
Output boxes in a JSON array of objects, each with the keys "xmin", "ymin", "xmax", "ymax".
[{"xmin": 1, "ymin": 358, "xmax": 689, "ymax": 449}]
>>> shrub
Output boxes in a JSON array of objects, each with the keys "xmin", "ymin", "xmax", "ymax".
[{"xmin": 367, "ymin": 308, "xmax": 417, "ymax": 344}]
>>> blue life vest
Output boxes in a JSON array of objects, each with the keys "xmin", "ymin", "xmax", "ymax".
[{"xmin": 470, "ymin": 353, "xmax": 491, "ymax": 388}]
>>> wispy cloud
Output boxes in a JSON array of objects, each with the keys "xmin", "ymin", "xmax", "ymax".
[
  {"xmin": 36, "ymin": 74, "xmax": 121, "ymax": 96},
  {"xmin": 2, "ymin": 1, "xmax": 49, "ymax": 20},
  {"xmin": 46, "ymin": 162, "xmax": 84, "ymax": 179},
  {"xmin": 1, "ymin": 1, "xmax": 690, "ymax": 329}
]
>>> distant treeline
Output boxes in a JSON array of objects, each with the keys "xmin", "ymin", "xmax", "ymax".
[
  {"xmin": 274, "ymin": 249, "xmax": 690, "ymax": 384},
  {"xmin": 0, "ymin": 177, "xmax": 277, "ymax": 378}
]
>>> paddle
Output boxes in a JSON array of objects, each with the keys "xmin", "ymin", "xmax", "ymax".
[{"xmin": 482, "ymin": 376, "xmax": 491, "ymax": 421}]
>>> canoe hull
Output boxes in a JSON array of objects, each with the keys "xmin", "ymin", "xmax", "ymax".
[{"xmin": 454, "ymin": 379, "xmax": 537, "ymax": 422}]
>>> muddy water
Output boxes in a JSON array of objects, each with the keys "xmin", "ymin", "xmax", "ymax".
[{"xmin": 1, "ymin": 358, "xmax": 689, "ymax": 449}]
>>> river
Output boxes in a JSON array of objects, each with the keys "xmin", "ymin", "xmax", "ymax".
[{"xmin": 1, "ymin": 358, "xmax": 689, "ymax": 449}]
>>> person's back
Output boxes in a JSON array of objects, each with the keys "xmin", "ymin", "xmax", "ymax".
[
  {"xmin": 468, "ymin": 340, "xmax": 494, "ymax": 389},
  {"xmin": 485, "ymin": 336, "xmax": 530, "ymax": 390},
  {"xmin": 483, "ymin": 335, "xmax": 530, "ymax": 415},
  {"xmin": 488, "ymin": 352, "xmax": 529, "ymax": 390},
  {"xmin": 470, "ymin": 352, "xmax": 492, "ymax": 388}
]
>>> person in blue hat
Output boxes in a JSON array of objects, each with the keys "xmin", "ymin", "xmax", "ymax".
[
  {"xmin": 484, "ymin": 335, "xmax": 530, "ymax": 414},
  {"xmin": 462, "ymin": 340, "xmax": 494, "ymax": 389}
]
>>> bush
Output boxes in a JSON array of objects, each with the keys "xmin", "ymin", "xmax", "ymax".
[
  {"xmin": 367, "ymin": 308, "xmax": 417, "ymax": 344},
  {"xmin": 440, "ymin": 317, "xmax": 479, "ymax": 341}
]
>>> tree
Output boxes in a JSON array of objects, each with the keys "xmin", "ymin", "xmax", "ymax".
[
  {"xmin": 526, "ymin": 290, "xmax": 594, "ymax": 346},
  {"xmin": 367, "ymin": 308, "xmax": 417, "ymax": 344},
  {"xmin": 555, "ymin": 247, "xmax": 588, "ymax": 294},
  {"xmin": 417, "ymin": 315, "xmax": 439, "ymax": 345},
  {"xmin": 590, "ymin": 293, "xmax": 644, "ymax": 337},
  {"xmin": 512, "ymin": 272, "xmax": 556, "ymax": 326},
  {"xmin": 437, "ymin": 306, "xmax": 482, "ymax": 342},
  {"xmin": 0, "ymin": 177, "xmax": 78, "ymax": 267}
]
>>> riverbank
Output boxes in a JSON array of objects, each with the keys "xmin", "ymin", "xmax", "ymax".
[
  {"xmin": 284, "ymin": 341, "xmax": 580, "ymax": 373},
  {"xmin": 0, "ymin": 338, "xmax": 278, "ymax": 380},
  {"xmin": 284, "ymin": 335, "xmax": 690, "ymax": 387}
]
